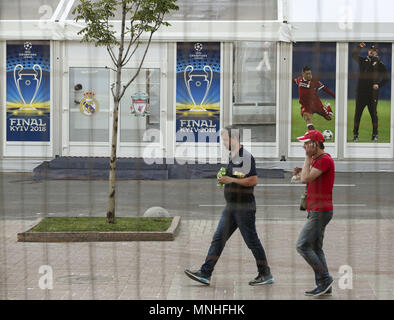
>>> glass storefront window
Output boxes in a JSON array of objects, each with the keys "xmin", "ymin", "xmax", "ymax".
[
  {"xmin": 69, "ymin": 68, "xmax": 110, "ymax": 142},
  {"xmin": 120, "ymin": 68, "xmax": 161, "ymax": 143},
  {"xmin": 232, "ymin": 41, "xmax": 277, "ymax": 142}
]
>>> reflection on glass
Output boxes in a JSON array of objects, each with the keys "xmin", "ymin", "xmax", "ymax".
[
  {"xmin": 120, "ymin": 68, "xmax": 160, "ymax": 143},
  {"xmin": 232, "ymin": 41, "xmax": 277, "ymax": 143},
  {"xmin": 69, "ymin": 68, "xmax": 110, "ymax": 142}
]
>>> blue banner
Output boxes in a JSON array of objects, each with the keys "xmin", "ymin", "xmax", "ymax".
[
  {"xmin": 6, "ymin": 41, "xmax": 50, "ymax": 141},
  {"xmin": 176, "ymin": 42, "xmax": 220, "ymax": 143}
]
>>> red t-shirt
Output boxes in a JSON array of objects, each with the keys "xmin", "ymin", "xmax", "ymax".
[
  {"xmin": 293, "ymin": 77, "xmax": 335, "ymax": 107},
  {"xmin": 307, "ymin": 153, "xmax": 335, "ymax": 212}
]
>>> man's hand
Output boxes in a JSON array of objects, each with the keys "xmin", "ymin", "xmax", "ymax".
[
  {"xmin": 293, "ymin": 167, "xmax": 302, "ymax": 176},
  {"xmin": 218, "ymin": 175, "xmax": 233, "ymax": 185},
  {"xmin": 373, "ymin": 84, "xmax": 379, "ymax": 90},
  {"xmin": 359, "ymin": 42, "xmax": 366, "ymax": 48},
  {"xmin": 218, "ymin": 175, "xmax": 258, "ymax": 187},
  {"xmin": 304, "ymin": 141, "xmax": 318, "ymax": 158},
  {"xmin": 291, "ymin": 167, "xmax": 301, "ymax": 182}
]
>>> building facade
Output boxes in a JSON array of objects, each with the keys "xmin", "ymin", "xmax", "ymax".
[{"xmin": 0, "ymin": 0, "xmax": 393, "ymax": 162}]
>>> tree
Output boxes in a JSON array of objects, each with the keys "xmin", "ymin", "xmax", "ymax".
[{"xmin": 73, "ymin": 0, "xmax": 178, "ymax": 223}]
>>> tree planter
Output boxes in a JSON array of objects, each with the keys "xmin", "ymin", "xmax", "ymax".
[{"xmin": 17, "ymin": 216, "xmax": 181, "ymax": 242}]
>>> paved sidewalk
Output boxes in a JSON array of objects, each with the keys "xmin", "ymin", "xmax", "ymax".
[{"xmin": 1, "ymin": 217, "xmax": 393, "ymax": 300}]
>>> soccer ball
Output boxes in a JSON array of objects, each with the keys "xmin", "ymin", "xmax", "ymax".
[{"xmin": 322, "ymin": 129, "xmax": 333, "ymax": 141}]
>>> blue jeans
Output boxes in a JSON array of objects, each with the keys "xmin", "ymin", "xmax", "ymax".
[
  {"xmin": 296, "ymin": 210, "xmax": 333, "ymax": 285},
  {"xmin": 200, "ymin": 204, "xmax": 270, "ymax": 277}
]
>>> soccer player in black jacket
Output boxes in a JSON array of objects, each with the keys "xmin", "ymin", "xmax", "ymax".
[{"xmin": 352, "ymin": 43, "xmax": 389, "ymax": 142}]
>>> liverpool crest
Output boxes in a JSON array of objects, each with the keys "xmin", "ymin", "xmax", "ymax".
[{"xmin": 130, "ymin": 92, "xmax": 150, "ymax": 117}]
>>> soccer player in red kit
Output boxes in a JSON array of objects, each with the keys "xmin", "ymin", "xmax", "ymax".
[{"xmin": 293, "ymin": 66, "xmax": 335, "ymax": 131}]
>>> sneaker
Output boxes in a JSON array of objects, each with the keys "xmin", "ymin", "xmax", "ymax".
[
  {"xmin": 324, "ymin": 287, "xmax": 333, "ymax": 296},
  {"xmin": 248, "ymin": 272, "xmax": 274, "ymax": 286},
  {"xmin": 311, "ymin": 278, "xmax": 334, "ymax": 297},
  {"xmin": 305, "ymin": 286, "xmax": 332, "ymax": 296},
  {"xmin": 184, "ymin": 269, "xmax": 210, "ymax": 285},
  {"xmin": 372, "ymin": 135, "xmax": 378, "ymax": 142},
  {"xmin": 353, "ymin": 135, "xmax": 359, "ymax": 142}
]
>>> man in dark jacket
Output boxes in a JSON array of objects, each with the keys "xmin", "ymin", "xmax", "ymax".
[
  {"xmin": 352, "ymin": 43, "xmax": 389, "ymax": 142},
  {"xmin": 184, "ymin": 125, "xmax": 273, "ymax": 286}
]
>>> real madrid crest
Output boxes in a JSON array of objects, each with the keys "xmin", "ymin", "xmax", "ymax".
[
  {"xmin": 80, "ymin": 91, "xmax": 99, "ymax": 116},
  {"xmin": 130, "ymin": 92, "xmax": 150, "ymax": 117}
]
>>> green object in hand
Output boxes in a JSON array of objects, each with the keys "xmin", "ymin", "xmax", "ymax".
[{"xmin": 217, "ymin": 167, "xmax": 227, "ymax": 188}]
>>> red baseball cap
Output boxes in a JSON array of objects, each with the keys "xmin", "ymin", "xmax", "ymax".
[{"xmin": 297, "ymin": 130, "xmax": 325, "ymax": 143}]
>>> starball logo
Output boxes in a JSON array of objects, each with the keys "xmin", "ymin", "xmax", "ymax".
[
  {"xmin": 24, "ymin": 42, "xmax": 33, "ymax": 51},
  {"xmin": 191, "ymin": 43, "xmax": 207, "ymax": 60},
  {"xmin": 194, "ymin": 43, "xmax": 203, "ymax": 52},
  {"xmin": 19, "ymin": 41, "xmax": 37, "ymax": 59}
]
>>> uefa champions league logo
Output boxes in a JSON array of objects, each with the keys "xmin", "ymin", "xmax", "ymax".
[
  {"xmin": 194, "ymin": 43, "xmax": 203, "ymax": 52},
  {"xmin": 24, "ymin": 42, "xmax": 32, "ymax": 51}
]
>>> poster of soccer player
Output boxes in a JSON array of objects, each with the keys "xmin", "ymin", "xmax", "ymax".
[
  {"xmin": 291, "ymin": 42, "xmax": 336, "ymax": 142},
  {"xmin": 6, "ymin": 40, "xmax": 50, "ymax": 141},
  {"xmin": 176, "ymin": 42, "xmax": 221, "ymax": 143},
  {"xmin": 347, "ymin": 42, "xmax": 391, "ymax": 143}
]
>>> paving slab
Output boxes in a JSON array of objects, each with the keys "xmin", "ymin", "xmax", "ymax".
[{"xmin": 1, "ymin": 218, "xmax": 393, "ymax": 300}]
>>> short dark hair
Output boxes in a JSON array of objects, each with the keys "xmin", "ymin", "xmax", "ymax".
[
  {"xmin": 302, "ymin": 65, "xmax": 311, "ymax": 72},
  {"xmin": 222, "ymin": 125, "xmax": 241, "ymax": 141}
]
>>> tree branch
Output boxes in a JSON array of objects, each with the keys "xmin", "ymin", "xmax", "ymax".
[
  {"xmin": 118, "ymin": 27, "xmax": 157, "ymax": 100},
  {"xmin": 121, "ymin": 0, "xmax": 144, "ymax": 66},
  {"xmin": 107, "ymin": 46, "xmax": 117, "ymax": 66},
  {"xmin": 121, "ymin": 37, "xmax": 142, "ymax": 67},
  {"xmin": 105, "ymin": 65, "xmax": 117, "ymax": 72},
  {"xmin": 118, "ymin": 12, "xmax": 165, "ymax": 94},
  {"xmin": 116, "ymin": 1, "xmax": 127, "ymax": 69},
  {"xmin": 121, "ymin": 28, "xmax": 144, "ymax": 66}
]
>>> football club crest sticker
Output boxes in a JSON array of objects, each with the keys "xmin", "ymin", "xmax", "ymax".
[
  {"xmin": 80, "ymin": 91, "xmax": 99, "ymax": 116},
  {"xmin": 130, "ymin": 92, "xmax": 150, "ymax": 117}
]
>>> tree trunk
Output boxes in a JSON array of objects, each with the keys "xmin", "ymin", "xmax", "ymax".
[
  {"xmin": 106, "ymin": 66, "xmax": 123, "ymax": 224},
  {"xmin": 106, "ymin": 98, "xmax": 120, "ymax": 224},
  {"xmin": 106, "ymin": 2, "xmax": 127, "ymax": 224}
]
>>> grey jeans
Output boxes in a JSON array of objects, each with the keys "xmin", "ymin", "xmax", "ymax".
[{"xmin": 296, "ymin": 210, "xmax": 333, "ymax": 285}]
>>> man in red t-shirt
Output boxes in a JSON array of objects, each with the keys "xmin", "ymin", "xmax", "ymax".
[
  {"xmin": 293, "ymin": 66, "xmax": 335, "ymax": 131},
  {"xmin": 293, "ymin": 129, "xmax": 335, "ymax": 297}
]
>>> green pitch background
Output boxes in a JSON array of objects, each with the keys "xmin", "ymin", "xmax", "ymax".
[
  {"xmin": 291, "ymin": 99, "xmax": 336, "ymax": 142},
  {"xmin": 346, "ymin": 99, "xmax": 391, "ymax": 143},
  {"xmin": 291, "ymin": 99, "xmax": 391, "ymax": 143}
]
